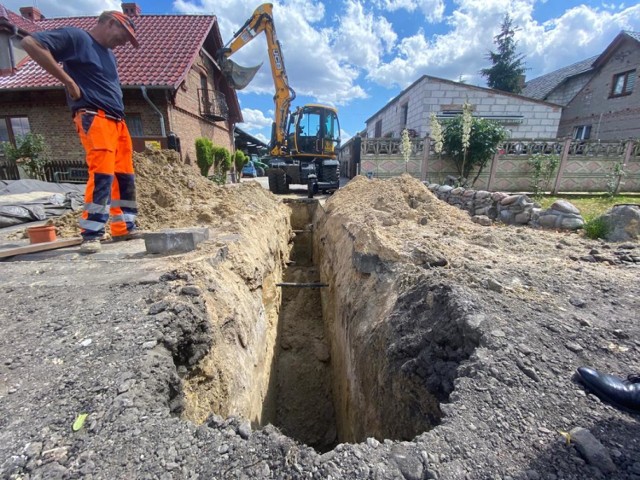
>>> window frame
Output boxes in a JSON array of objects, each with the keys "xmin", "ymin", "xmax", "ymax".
[
  {"xmin": 573, "ymin": 125, "xmax": 591, "ymax": 141},
  {"xmin": 609, "ymin": 70, "xmax": 636, "ymax": 98},
  {"xmin": 0, "ymin": 115, "xmax": 32, "ymax": 156}
]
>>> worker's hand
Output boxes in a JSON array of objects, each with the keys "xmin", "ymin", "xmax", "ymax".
[{"xmin": 65, "ymin": 80, "xmax": 81, "ymax": 101}]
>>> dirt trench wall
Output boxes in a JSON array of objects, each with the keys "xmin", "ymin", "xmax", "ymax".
[
  {"xmin": 180, "ymin": 198, "xmax": 292, "ymax": 427},
  {"xmin": 313, "ymin": 176, "xmax": 484, "ymax": 443}
]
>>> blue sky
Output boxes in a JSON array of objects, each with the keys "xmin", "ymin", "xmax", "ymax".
[{"xmin": 4, "ymin": 0, "xmax": 640, "ymax": 144}]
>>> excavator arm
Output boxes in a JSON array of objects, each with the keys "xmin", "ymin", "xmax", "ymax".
[{"xmin": 217, "ymin": 4, "xmax": 295, "ymax": 156}]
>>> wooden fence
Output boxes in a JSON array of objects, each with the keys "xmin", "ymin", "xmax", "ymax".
[{"xmin": 338, "ymin": 137, "xmax": 640, "ymax": 193}]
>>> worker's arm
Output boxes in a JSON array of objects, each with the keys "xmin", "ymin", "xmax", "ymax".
[{"xmin": 21, "ymin": 36, "xmax": 81, "ymax": 100}]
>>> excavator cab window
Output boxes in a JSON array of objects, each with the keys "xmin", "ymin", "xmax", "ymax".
[{"xmin": 292, "ymin": 106, "xmax": 340, "ymax": 156}]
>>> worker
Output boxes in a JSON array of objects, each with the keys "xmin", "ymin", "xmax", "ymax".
[{"xmin": 21, "ymin": 11, "xmax": 141, "ymax": 253}]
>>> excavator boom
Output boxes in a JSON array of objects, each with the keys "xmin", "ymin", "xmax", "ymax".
[{"xmin": 217, "ymin": 3, "xmax": 293, "ymax": 156}]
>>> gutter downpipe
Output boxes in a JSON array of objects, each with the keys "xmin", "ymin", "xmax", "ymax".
[{"xmin": 141, "ymin": 86, "xmax": 166, "ymax": 137}]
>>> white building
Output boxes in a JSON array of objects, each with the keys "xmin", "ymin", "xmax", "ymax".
[{"xmin": 365, "ymin": 75, "xmax": 562, "ymax": 140}]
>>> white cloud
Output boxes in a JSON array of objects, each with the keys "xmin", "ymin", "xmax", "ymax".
[
  {"xmin": 373, "ymin": 0, "xmax": 445, "ymax": 22},
  {"xmin": 238, "ymin": 108, "xmax": 273, "ymax": 130},
  {"xmin": 367, "ymin": 0, "xmax": 640, "ymax": 89}
]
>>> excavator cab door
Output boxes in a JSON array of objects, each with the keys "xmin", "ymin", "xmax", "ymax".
[{"xmin": 290, "ymin": 106, "xmax": 340, "ymax": 156}]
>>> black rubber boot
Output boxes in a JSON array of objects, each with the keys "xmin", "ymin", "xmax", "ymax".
[{"xmin": 577, "ymin": 367, "xmax": 640, "ymax": 412}]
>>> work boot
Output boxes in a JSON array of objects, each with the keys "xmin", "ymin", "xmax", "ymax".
[
  {"xmin": 111, "ymin": 230, "xmax": 147, "ymax": 242},
  {"xmin": 79, "ymin": 238, "xmax": 102, "ymax": 254},
  {"xmin": 577, "ymin": 367, "xmax": 640, "ymax": 412}
]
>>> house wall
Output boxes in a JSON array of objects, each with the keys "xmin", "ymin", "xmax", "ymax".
[
  {"xmin": 1, "ymin": 91, "xmax": 85, "ymax": 163},
  {"xmin": 171, "ymin": 51, "xmax": 234, "ymax": 164},
  {"xmin": 545, "ymin": 71, "xmax": 592, "ymax": 106},
  {"xmin": 365, "ymin": 77, "xmax": 562, "ymax": 140},
  {"xmin": 558, "ymin": 36, "xmax": 640, "ymax": 140}
]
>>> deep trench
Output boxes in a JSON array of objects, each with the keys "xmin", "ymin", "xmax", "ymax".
[{"xmin": 195, "ymin": 199, "xmax": 481, "ymax": 452}]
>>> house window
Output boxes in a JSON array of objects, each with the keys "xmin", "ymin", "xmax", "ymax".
[
  {"xmin": 125, "ymin": 114, "xmax": 144, "ymax": 137},
  {"xmin": 401, "ymin": 103, "xmax": 408, "ymax": 127},
  {"xmin": 610, "ymin": 70, "xmax": 635, "ymax": 97},
  {"xmin": 374, "ymin": 119, "xmax": 382, "ymax": 137},
  {"xmin": 0, "ymin": 116, "xmax": 31, "ymax": 151},
  {"xmin": 573, "ymin": 125, "xmax": 591, "ymax": 140}
]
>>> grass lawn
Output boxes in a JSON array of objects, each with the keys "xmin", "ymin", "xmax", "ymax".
[{"xmin": 537, "ymin": 195, "xmax": 640, "ymax": 220}]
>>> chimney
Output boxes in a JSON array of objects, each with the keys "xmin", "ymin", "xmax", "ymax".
[
  {"xmin": 121, "ymin": 3, "xmax": 141, "ymax": 16},
  {"xmin": 19, "ymin": 6, "xmax": 44, "ymax": 21}
]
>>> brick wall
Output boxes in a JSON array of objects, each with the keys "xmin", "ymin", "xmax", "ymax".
[{"xmin": 1, "ymin": 90, "xmax": 85, "ymax": 163}]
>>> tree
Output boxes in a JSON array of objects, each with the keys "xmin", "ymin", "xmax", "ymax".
[
  {"xmin": 480, "ymin": 14, "xmax": 526, "ymax": 93},
  {"xmin": 441, "ymin": 114, "xmax": 507, "ymax": 186}
]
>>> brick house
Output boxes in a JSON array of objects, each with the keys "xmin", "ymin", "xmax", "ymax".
[
  {"xmin": 364, "ymin": 75, "xmax": 562, "ymax": 141},
  {"xmin": 0, "ymin": 3, "xmax": 242, "ymax": 179},
  {"xmin": 522, "ymin": 31, "xmax": 640, "ymax": 141}
]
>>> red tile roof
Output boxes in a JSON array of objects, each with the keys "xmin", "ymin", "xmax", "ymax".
[
  {"xmin": 0, "ymin": 4, "xmax": 42, "ymax": 33},
  {"xmin": 0, "ymin": 12, "xmax": 217, "ymax": 89}
]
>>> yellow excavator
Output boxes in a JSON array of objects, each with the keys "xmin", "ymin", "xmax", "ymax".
[{"xmin": 217, "ymin": 3, "xmax": 341, "ymax": 197}]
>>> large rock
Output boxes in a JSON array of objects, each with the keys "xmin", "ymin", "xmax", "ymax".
[{"xmin": 602, "ymin": 204, "xmax": 640, "ymax": 242}]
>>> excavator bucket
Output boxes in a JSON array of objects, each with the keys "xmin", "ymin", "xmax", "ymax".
[{"xmin": 220, "ymin": 58, "xmax": 262, "ymax": 90}]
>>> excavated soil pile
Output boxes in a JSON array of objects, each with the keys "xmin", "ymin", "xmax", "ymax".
[
  {"xmin": 53, "ymin": 149, "xmax": 273, "ymax": 237},
  {"xmin": 315, "ymin": 174, "xmax": 640, "ymax": 477}
]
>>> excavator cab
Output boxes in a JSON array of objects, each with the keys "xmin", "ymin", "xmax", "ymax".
[{"xmin": 287, "ymin": 105, "xmax": 340, "ymax": 157}]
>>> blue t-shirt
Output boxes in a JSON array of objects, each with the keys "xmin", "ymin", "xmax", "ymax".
[{"xmin": 31, "ymin": 27, "xmax": 125, "ymax": 118}]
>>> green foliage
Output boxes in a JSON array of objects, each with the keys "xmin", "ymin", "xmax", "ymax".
[
  {"xmin": 605, "ymin": 161, "xmax": 626, "ymax": 197},
  {"xmin": 212, "ymin": 146, "xmax": 232, "ymax": 173},
  {"xmin": 195, "ymin": 138, "xmax": 213, "ymax": 177},
  {"xmin": 528, "ymin": 153, "xmax": 560, "ymax": 197},
  {"xmin": 234, "ymin": 150, "xmax": 248, "ymax": 172},
  {"xmin": 209, "ymin": 171, "xmax": 227, "ymax": 186},
  {"xmin": 480, "ymin": 14, "xmax": 527, "ymax": 93},
  {"xmin": 583, "ymin": 216, "xmax": 609, "ymax": 240},
  {"xmin": 441, "ymin": 115, "xmax": 507, "ymax": 185},
  {"xmin": 2, "ymin": 133, "xmax": 50, "ymax": 180}
]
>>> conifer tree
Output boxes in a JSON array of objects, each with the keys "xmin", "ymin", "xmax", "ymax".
[{"xmin": 481, "ymin": 14, "xmax": 527, "ymax": 93}]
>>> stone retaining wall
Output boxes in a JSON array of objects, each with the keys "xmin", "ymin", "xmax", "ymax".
[{"xmin": 426, "ymin": 184, "xmax": 585, "ymax": 231}]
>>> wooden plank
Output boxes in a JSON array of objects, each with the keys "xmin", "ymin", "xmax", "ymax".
[{"xmin": 0, "ymin": 238, "xmax": 83, "ymax": 259}]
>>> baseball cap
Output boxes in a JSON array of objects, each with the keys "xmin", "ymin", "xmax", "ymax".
[{"xmin": 104, "ymin": 11, "xmax": 139, "ymax": 48}]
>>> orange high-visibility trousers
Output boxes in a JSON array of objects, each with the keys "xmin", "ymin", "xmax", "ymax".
[{"xmin": 73, "ymin": 110, "xmax": 137, "ymax": 240}]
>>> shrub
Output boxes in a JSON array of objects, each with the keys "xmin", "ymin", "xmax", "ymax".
[
  {"xmin": 2, "ymin": 132, "xmax": 50, "ymax": 180},
  {"xmin": 528, "ymin": 153, "xmax": 559, "ymax": 198},
  {"xmin": 195, "ymin": 138, "xmax": 213, "ymax": 177},
  {"xmin": 441, "ymin": 112, "xmax": 507, "ymax": 186},
  {"xmin": 233, "ymin": 150, "xmax": 248, "ymax": 175},
  {"xmin": 583, "ymin": 216, "xmax": 609, "ymax": 240},
  {"xmin": 212, "ymin": 146, "xmax": 232, "ymax": 173}
]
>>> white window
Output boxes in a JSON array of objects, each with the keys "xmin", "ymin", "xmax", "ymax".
[
  {"xmin": 610, "ymin": 70, "xmax": 636, "ymax": 97},
  {"xmin": 573, "ymin": 125, "xmax": 591, "ymax": 140}
]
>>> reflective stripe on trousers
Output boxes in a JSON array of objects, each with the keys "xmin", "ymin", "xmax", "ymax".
[{"xmin": 74, "ymin": 110, "xmax": 137, "ymax": 240}]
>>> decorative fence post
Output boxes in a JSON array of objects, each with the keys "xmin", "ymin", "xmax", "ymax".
[
  {"xmin": 487, "ymin": 150, "xmax": 501, "ymax": 191},
  {"xmin": 552, "ymin": 138, "xmax": 572, "ymax": 195},
  {"xmin": 616, "ymin": 140, "xmax": 635, "ymax": 194}
]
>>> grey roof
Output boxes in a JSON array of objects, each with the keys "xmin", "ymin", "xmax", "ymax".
[
  {"xmin": 522, "ymin": 56, "xmax": 598, "ymax": 100},
  {"xmin": 625, "ymin": 30, "xmax": 640, "ymax": 42}
]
